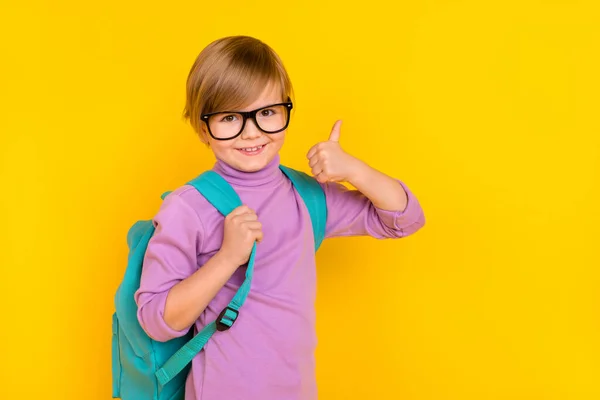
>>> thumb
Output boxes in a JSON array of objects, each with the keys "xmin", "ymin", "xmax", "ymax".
[{"xmin": 328, "ymin": 120, "xmax": 342, "ymax": 142}]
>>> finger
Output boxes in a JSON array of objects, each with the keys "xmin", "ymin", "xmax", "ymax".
[
  {"xmin": 307, "ymin": 144, "xmax": 319, "ymax": 159},
  {"xmin": 315, "ymin": 171, "xmax": 329, "ymax": 183},
  {"xmin": 234, "ymin": 213, "xmax": 259, "ymax": 223},
  {"xmin": 243, "ymin": 221, "xmax": 262, "ymax": 230},
  {"xmin": 311, "ymin": 165, "xmax": 323, "ymax": 177},
  {"xmin": 245, "ymin": 225, "xmax": 264, "ymax": 243},
  {"xmin": 228, "ymin": 205, "xmax": 253, "ymax": 218},
  {"xmin": 230, "ymin": 211, "xmax": 256, "ymax": 224},
  {"xmin": 328, "ymin": 120, "xmax": 342, "ymax": 142},
  {"xmin": 308, "ymin": 155, "xmax": 320, "ymax": 168}
]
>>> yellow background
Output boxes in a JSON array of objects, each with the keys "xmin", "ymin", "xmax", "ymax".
[{"xmin": 1, "ymin": 1, "xmax": 599, "ymax": 399}]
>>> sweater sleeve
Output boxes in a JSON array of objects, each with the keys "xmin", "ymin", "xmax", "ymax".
[
  {"xmin": 322, "ymin": 179, "xmax": 425, "ymax": 239},
  {"xmin": 134, "ymin": 192, "xmax": 204, "ymax": 342}
]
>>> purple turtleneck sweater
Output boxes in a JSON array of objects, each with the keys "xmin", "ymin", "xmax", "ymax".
[{"xmin": 135, "ymin": 154, "xmax": 425, "ymax": 400}]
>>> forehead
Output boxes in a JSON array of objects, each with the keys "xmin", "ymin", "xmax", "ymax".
[{"xmin": 239, "ymin": 82, "xmax": 283, "ymax": 111}]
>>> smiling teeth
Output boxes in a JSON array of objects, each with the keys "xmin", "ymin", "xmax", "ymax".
[{"xmin": 241, "ymin": 145, "xmax": 263, "ymax": 151}]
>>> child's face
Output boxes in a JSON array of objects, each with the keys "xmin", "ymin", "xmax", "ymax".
[{"xmin": 203, "ymin": 83, "xmax": 287, "ymax": 173}]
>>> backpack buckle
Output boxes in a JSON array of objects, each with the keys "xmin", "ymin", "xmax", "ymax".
[{"xmin": 216, "ymin": 306, "xmax": 239, "ymax": 331}]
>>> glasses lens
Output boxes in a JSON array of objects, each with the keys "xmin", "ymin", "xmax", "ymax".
[
  {"xmin": 256, "ymin": 105, "xmax": 288, "ymax": 133},
  {"xmin": 207, "ymin": 113, "xmax": 244, "ymax": 139}
]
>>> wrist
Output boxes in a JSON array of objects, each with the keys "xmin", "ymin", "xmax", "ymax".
[
  {"xmin": 214, "ymin": 249, "xmax": 241, "ymax": 270},
  {"xmin": 346, "ymin": 157, "xmax": 369, "ymax": 186}
]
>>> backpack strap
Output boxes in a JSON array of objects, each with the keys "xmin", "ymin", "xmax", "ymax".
[
  {"xmin": 279, "ymin": 165, "xmax": 327, "ymax": 250},
  {"xmin": 155, "ymin": 171, "xmax": 257, "ymax": 386}
]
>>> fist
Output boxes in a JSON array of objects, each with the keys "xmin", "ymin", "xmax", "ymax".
[
  {"xmin": 219, "ymin": 205, "xmax": 263, "ymax": 266},
  {"xmin": 306, "ymin": 120, "xmax": 358, "ymax": 184}
]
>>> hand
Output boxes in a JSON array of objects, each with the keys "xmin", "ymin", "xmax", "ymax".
[
  {"xmin": 306, "ymin": 120, "xmax": 361, "ymax": 184},
  {"xmin": 218, "ymin": 205, "xmax": 263, "ymax": 266}
]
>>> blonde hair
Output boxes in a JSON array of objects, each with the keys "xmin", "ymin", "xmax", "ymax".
[{"xmin": 183, "ymin": 36, "xmax": 294, "ymax": 143}]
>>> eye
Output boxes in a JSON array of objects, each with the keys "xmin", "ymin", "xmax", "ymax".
[
  {"xmin": 220, "ymin": 114, "xmax": 237, "ymax": 123},
  {"xmin": 260, "ymin": 108, "xmax": 276, "ymax": 117}
]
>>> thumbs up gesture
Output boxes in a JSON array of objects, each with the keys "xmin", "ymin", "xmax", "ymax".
[{"xmin": 306, "ymin": 120, "xmax": 361, "ymax": 184}]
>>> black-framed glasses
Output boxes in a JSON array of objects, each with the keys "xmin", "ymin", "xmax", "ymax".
[{"xmin": 201, "ymin": 97, "xmax": 293, "ymax": 140}]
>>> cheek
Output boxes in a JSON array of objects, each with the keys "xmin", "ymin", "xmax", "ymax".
[
  {"xmin": 270, "ymin": 132, "xmax": 286, "ymax": 148},
  {"xmin": 208, "ymin": 140, "xmax": 234, "ymax": 157}
]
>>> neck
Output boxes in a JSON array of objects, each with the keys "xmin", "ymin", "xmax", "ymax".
[{"xmin": 212, "ymin": 154, "xmax": 283, "ymax": 188}]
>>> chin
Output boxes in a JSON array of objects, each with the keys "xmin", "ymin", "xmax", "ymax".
[{"xmin": 230, "ymin": 152, "xmax": 275, "ymax": 172}]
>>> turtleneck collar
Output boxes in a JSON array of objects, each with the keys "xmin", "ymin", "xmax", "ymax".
[{"xmin": 212, "ymin": 154, "xmax": 284, "ymax": 188}]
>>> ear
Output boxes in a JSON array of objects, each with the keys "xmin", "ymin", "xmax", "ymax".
[{"xmin": 199, "ymin": 123, "xmax": 211, "ymax": 146}]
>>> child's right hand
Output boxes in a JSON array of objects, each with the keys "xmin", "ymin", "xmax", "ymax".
[{"xmin": 218, "ymin": 205, "xmax": 263, "ymax": 266}]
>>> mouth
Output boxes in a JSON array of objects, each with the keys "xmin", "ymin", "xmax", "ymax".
[{"xmin": 236, "ymin": 144, "xmax": 267, "ymax": 156}]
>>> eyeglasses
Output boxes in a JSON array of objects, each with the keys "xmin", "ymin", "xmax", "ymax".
[{"xmin": 201, "ymin": 98, "xmax": 293, "ymax": 141}]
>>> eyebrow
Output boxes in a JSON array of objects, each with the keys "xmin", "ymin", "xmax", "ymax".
[{"xmin": 220, "ymin": 100, "xmax": 288, "ymax": 113}]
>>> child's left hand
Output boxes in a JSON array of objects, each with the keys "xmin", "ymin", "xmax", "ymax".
[{"xmin": 306, "ymin": 120, "xmax": 362, "ymax": 184}]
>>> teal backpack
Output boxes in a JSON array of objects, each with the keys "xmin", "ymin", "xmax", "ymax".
[{"xmin": 112, "ymin": 165, "xmax": 327, "ymax": 400}]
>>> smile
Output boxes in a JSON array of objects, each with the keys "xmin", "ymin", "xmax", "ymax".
[{"xmin": 237, "ymin": 144, "xmax": 267, "ymax": 156}]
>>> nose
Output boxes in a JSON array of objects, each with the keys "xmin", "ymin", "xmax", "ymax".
[{"xmin": 240, "ymin": 117, "xmax": 262, "ymax": 140}]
